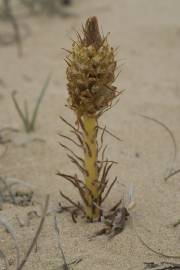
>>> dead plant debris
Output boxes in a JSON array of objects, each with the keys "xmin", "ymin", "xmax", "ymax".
[
  {"xmin": 144, "ymin": 261, "xmax": 180, "ymax": 270},
  {"xmin": 0, "ymin": 177, "xmax": 34, "ymax": 208},
  {"xmin": 95, "ymin": 207, "xmax": 129, "ymax": 239},
  {"xmin": 172, "ymin": 219, "xmax": 180, "ymax": 228}
]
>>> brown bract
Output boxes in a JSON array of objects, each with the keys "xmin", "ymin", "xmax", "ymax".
[
  {"xmin": 83, "ymin": 16, "xmax": 102, "ymax": 50},
  {"xmin": 65, "ymin": 16, "xmax": 119, "ymax": 116}
]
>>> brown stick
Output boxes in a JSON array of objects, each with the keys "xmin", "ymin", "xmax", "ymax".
[
  {"xmin": 57, "ymin": 172, "xmax": 78, "ymax": 188},
  {"xmin": 67, "ymin": 154, "xmax": 88, "ymax": 176},
  {"xmin": 103, "ymin": 162, "xmax": 114, "ymax": 183},
  {"xmin": 58, "ymin": 133, "xmax": 82, "ymax": 148},
  {"xmin": 98, "ymin": 126, "xmax": 122, "ymax": 142},
  {"xmin": 57, "ymin": 172, "xmax": 84, "ymax": 186},
  {"xmin": 71, "ymin": 130, "xmax": 83, "ymax": 146},
  {"xmin": 59, "ymin": 142, "xmax": 84, "ymax": 164},
  {"xmin": 74, "ymin": 175, "xmax": 89, "ymax": 206},
  {"xmin": 165, "ymin": 169, "xmax": 180, "ymax": 181},
  {"xmin": 101, "ymin": 176, "xmax": 118, "ymax": 202},
  {"xmin": 59, "ymin": 190, "xmax": 84, "ymax": 213},
  {"xmin": 98, "ymin": 125, "xmax": 106, "ymax": 152},
  {"xmin": 60, "ymin": 116, "xmax": 82, "ymax": 135}
]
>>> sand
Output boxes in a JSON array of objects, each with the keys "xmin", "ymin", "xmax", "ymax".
[{"xmin": 0, "ymin": 0, "xmax": 180, "ymax": 269}]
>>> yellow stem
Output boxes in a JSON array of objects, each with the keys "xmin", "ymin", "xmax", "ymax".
[{"xmin": 82, "ymin": 115, "xmax": 100, "ymax": 220}]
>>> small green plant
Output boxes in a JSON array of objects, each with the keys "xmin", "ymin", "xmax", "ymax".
[{"xmin": 11, "ymin": 75, "xmax": 51, "ymax": 132}]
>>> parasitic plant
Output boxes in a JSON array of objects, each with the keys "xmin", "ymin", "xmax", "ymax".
[{"xmin": 58, "ymin": 16, "xmax": 123, "ymax": 222}]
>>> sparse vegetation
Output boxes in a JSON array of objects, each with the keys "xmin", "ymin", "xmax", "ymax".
[
  {"xmin": 0, "ymin": 1, "xmax": 180, "ymax": 269},
  {"xmin": 11, "ymin": 75, "xmax": 51, "ymax": 133},
  {"xmin": 0, "ymin": 195, "xmax": 49, "ymax": 270}
]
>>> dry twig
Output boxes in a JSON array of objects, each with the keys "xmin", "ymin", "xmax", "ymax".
[
  {"xmin": 54, "ymin": 215, "xmax": 69, "ymax": 270},
  {"xmin": 144, "ymin": 261, "xmax": 180, "ymax": 270},
  {"xmin": 17, "ymin": 194, "xmax": 49, "ymax": 270}
]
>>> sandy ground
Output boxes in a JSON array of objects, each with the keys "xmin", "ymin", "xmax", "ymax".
[{"xmin": 0, "ymin": 0, "xmax": 180, "ymax": 269}]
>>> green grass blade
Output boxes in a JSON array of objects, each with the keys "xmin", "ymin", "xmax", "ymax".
[
  {"xmin": 30, "ymin": 74, "xmax": 51, "ymax": 130},
  {"xmin": 11, "ymin": 91, "xmax": 28, "ymax": 131}
]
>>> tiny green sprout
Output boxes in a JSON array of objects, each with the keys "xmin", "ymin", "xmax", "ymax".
[{"xmin": 11, "ymin": 74, "xmax": 51, "ymax": 132}]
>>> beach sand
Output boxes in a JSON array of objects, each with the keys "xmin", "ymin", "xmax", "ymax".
[{"xmin": 0, "ymin": 0, "xmax": 180, "ymax": 269}]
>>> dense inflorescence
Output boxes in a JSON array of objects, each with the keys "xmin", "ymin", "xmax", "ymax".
[{"xmin": 66, "ymin": 17, "xmax": 118, "ymax": 117}]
